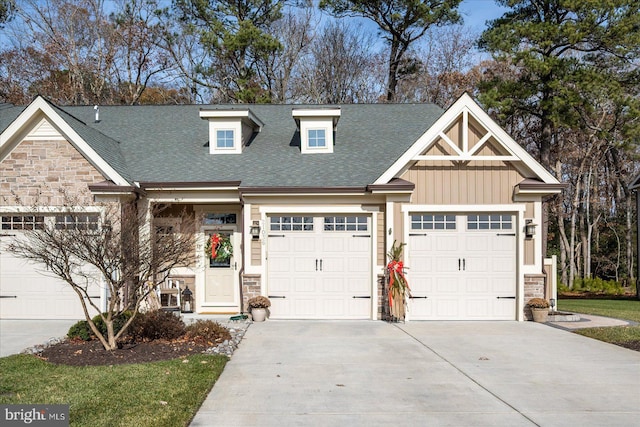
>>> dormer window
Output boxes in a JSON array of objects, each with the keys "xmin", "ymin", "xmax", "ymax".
[
  {"xmin": 199, "ymin": 109, "xmax": 263, "ymax": 155},
  {"xmin": 308, "ymin": 129, "xmax": 326, "ymax": 148},
  {"xmin": 216, "ymin": 129, "xmax": 235, "ymax": 149},
  {"xmin": 292, "ymin": 108, "xmax": 340, "ymax": 154}
]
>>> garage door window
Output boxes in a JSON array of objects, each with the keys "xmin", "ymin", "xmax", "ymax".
[
  {"xmin": 1, "ymin": 215, "xmax": 45, "ymax": 230},
  {"xmin": 411, "ymin": 214, "xmax": 456, "ymax": 230},
  {"xmin": 270, "ymin": 216, "xmax": 313, "ymax": 231},
  {"xmin": 324, "ymin": 216, "xmax": 367, "ymax": 231},
  {"xmin": 467, "ymin": 214, "xmax": 512, "ymax": 230},
  {"xmin": 55, "ymin": 214, "xmax": 99, "ymax": 230}
]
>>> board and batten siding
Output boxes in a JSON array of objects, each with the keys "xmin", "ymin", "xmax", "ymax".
[
  {"xmin": 401, "ymin": 160, "xmax": 525, "ymax": 205},
  {"xmin": 376, "ymin": 207, "xmax": 386, "ymax": 266}
]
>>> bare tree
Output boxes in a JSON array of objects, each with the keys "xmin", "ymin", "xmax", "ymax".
[
  {"xmin": 296, "ymin": 21, "xmax": 379, "ymax": 103},
  {"xmin": 5, "ymin": 194, "xmax": 198, "ymax": 351}
]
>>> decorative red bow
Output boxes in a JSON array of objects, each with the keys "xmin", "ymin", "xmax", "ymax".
[
  {"xmin": 387, "ymin": 260, "xmax": 408, "ymax": 306},
  {"xmin": 210, "ymin": 234, "xmax": 220, "ymax": 258}
]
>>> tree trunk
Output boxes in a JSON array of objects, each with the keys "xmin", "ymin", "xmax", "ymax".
[{"xmin": 386, "ymin": 39, "xmax": 400, "ymax": 102}]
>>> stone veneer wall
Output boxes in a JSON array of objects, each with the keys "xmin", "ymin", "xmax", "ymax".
[
  {"xmin": 524, "ymin": 274, "xmax": 546, "ymax": 320},
  {"xmin": 241, "ymin": 274, "xmax": 261, "ymax": 313},
  {"xmin": 2, "ymin": 139, "xmax": 105, "ymax": 206}
]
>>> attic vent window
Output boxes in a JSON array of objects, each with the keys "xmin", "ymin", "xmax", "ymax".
[
  {"xmin": 199, "ymin": 109, "xmax": 263, "ymax": 155},
  {"xmin": 292, "ymin": 108, "xmax": 340, "ymax": 154}
]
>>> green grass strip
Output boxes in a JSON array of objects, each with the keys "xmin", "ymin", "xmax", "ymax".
[
  {"xmin": 558, "ymin": 299, "xmax": 640, "ymax": 322},
  {"xmin": 0, "ymin": 354, "xmax": 227, "ymax": 427}
]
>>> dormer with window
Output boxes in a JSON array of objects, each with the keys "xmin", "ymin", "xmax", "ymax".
[
  {"xmin": 292, "ymin": 108, "xmax": 341, "ymax": 154},
  {"xmin": 199, "ymin": 109, "xmax": 263, "ymax": 155}
]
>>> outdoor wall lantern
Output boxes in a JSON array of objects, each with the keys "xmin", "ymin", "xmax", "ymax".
[
  {"xmin": 181, "ymin": 286, "xmax": 193, "ymax": 313},
  {"xmin": 525, "ymin": 220, "xmax": 536, "ymax": 238},
  {"xmin": 550, "ymin": 298, "xmax": 556, "ymax": 312},
  {"xmin": 250, "ymin": 221, "xmax": 261, "ymax": 239}
]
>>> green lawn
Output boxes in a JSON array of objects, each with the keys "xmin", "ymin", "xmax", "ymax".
[
  {"xmin": 558, "ymin": 298, "xmax": 640, "ymax": 322},
  {"xmin": 557, "ymin": 298, "xmax": 640, "ymax": 350},
  {"xmin": 0, "ymin": 353, "xmax": 227, "ymax": 427}
]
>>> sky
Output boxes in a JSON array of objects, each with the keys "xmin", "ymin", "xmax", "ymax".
[{"xmin": 459, "ymin": 0, "xmax": 510, "ymax": 32}]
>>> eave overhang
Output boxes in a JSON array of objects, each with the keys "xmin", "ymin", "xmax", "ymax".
[
  {"xmin": 514, "ymin": 178, "xmax": 566, "ymax": 196},
  {"xmin": 367, "ymin": 178, "xmax": 415, "ymax": 194},
  {"xmin": 88, "ymin": 181, "xmax": 143, "ymax": 196}
]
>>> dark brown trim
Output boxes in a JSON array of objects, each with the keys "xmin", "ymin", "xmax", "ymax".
[
  {"xmin": 516, "ymin": 178, "xmax": 566, "ymax": 192},
  {"xmin": 88, "ymin": 181, "xmax": 142, "ymax": 195},
  {"xmin": 367, "ymin": 178, "xmax": 415, "ymax": 192}
]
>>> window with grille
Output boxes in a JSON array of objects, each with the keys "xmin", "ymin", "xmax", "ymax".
[
  {"xmin": 467, "ymin": 214, "xmax": 513, "ymax": 230},
  {"xmin": 323, "ymin": 216, "xmax": 368, "ymax": 231},
  {"xmin": 411, "ymin": 214, "xmax": 456, "ymax": 230},
  {"xmin": 269, "ymin": 216, "xmax": 313, "ymax": 231},
  {"xmin": 1, "ymin": 215, "xmax": 45, "ymax": 230},
  {"xmin": 55, "ymin": 214, "xmax": 99, "ymax": 230}
]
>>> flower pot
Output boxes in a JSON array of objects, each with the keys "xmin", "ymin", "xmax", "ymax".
[
  {"xmin": 251, "ymin": 307, "xmax": 267, "ymax": 322},
  {"xmin": 531, "ymin": 308, "xmax": 549, "ymax": 323}
]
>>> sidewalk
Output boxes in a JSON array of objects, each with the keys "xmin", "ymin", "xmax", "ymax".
[{"xmin": 548, "ymin": 313, "xmax": 636, "ymax": 330}]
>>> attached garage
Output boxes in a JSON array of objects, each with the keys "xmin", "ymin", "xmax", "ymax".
[
  {"xmin": 407, "ymin": 213, "xmax": 517, "ymax": 320},
  {"xmin": 0, "ymin": 214, "xmax": 103, "ymax": 320},
  {"xmin": 266, "ymin": 215, "xmax": 372, "ymax": 319}
]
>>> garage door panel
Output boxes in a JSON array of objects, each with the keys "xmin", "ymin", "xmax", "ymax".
[
  {"xmin": 465, "ymin": 235, "xmax": 489, "ymax": 251},
  {"xmin": 408, "ymin": 213, "xmax": 516, "ymax": 321},
  {"xmin": 465, "ymin": 277, "xmax": 491, "ymax": 293},
  {"xmin": 267, "ymin": 216, "xmax": 372, "ymax": 319},
  {"xmin": 1, "ymin": 244, "xmax": 101, "ymax": 319},
  {"xmin": 435, "ymin": 235, "xmax": 459, "ymax": 251}
]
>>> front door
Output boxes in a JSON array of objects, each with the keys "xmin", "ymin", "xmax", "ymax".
[{"xmin": 202, "ymin": 228, "xmax": 240, "ymax": 310}]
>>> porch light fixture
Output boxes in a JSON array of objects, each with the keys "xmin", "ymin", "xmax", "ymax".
[
  {"xmin": 550, "ymin": 298, "xmax": 556, "ymax": 312},
  {"xmin": 181, "ymin": 286, "xmax": 193, "ymax": 313},
  {"xmin": 250, "ymin": 221, "xmax": 261, "ymax": 239},
  {"xmin": 525, "ymin": 220, "xmax": 536, "ymax": 238}
]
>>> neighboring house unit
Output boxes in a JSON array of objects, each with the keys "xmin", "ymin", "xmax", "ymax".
[{"xmin": 0, "ymin": 94, "xmax": 563, "ymax": 321}]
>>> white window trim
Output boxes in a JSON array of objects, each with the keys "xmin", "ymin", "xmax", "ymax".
[
  {"xmin": 215, "ymin": 129, "xmax": 236, "ymax": 150},
  {"xmin": 307, "ymin": 128, "xmax": 327, "ymax": 149}
]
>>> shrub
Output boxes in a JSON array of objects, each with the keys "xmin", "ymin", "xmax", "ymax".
[
  {"xmin": 247, "ymin": 295, "xmax": 271, "ymax": 309},
  {"xmin": 184, "ymin": 320, "xmax": 232, "ymax": 345},
  {"xmin": 68, "ymin": 320, "xmax": 92, "ymax": 341},
  {"xmin": 527, "ymin": 298, "xmax": 550, "ymax": 309},
  {"xmin": 128, "ymin": 310, "xmax": 186, "ymax": 341}
]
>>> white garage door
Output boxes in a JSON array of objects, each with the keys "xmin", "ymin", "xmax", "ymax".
[
  {"xmin": 407, "ymin": 213, "xmax": 516, "ymax": 320},
  {"xmin": 1, "ymin": 214, "xmax": 102, "ymax": 320},
  {"xmin": 267, "ymin": 215, "xmax": 372, "ymax": 319}
]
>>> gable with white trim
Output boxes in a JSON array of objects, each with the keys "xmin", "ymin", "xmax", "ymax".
[{"xmin": 376, "ymin": 93, "xmax": 559, "ymax": 186}]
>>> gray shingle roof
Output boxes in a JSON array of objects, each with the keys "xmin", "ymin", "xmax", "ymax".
[{"xmin": 2, "ymin": 102, "xmax": 444, "ymax": 188}]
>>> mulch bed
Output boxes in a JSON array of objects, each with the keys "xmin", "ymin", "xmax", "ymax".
[{"xmin": 39, "ymin": 339, "xmax": 212, "ymax": 366}]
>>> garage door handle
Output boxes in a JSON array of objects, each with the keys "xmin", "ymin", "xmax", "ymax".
[
  {"xmin": 268, "ymin": 295, "xmax": 286, "ymax": 299},
  {"xmin": 496, "ymin": 296, "xmax": 516, "ymax": 299},
  {"xmin": 0, "ymin": 295, "xmax": 17, "ymax": 298},
  {"xmin": 352, "ymin": 296, "xmax": 371, "ymax": 299}
]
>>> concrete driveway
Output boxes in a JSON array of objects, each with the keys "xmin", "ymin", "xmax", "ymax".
[
  {"xmin": 191, "ymin": 321, "xmax": 640, "ymax": 427},
  {"xmin": 0, "ymin": 319, "xmax": 76, "ymax": 357}
]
